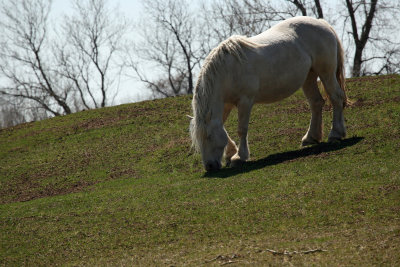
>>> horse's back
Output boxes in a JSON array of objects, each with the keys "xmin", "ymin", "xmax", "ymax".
[
  {"xmin": 250, "ymin": 17, "xmax": 338, "ymax": 71},
  {"xmin": 282, "ymin": 17, "xmax": 338, "ymax": 70},
  {"xmin": 238, "ymin": 17, "xmax": 339, "ymax": 103},
  {"xmin": 252, "ymin": 17, "xmax": 336, "ymax": 45}
]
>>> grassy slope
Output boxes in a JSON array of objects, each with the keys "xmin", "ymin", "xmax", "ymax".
[{"xmin": 1, "ymin": 75, "xmax": 399, "ymax": 266}]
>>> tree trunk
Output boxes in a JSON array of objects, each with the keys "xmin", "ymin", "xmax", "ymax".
[
  {"xmin": 352, "ymin": 48, "xmax": 363, "ymax": 77},
  {"xmin": 345, "ymin": 0, "xmax": 378, "ymax": 77},
  {"xmin": 314, "ymin": 0, "xmax": 323, "ymax": 18},
  {"xmin": 291, "ymin": 0, "xmax": 307, "ymax": 16},
  {"xmin": 187, "ymin": 64, "xmax": 193, "ymax": 95}
]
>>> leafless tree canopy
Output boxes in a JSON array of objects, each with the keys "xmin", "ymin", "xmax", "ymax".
[
  {"xmin": 342, "ymin": 0, "xmax": 400, "ymax": 76},
  {"xmin": 0, "ymin": 0, "xmax": 72, "ymax": 116},
  {"xmin": 59, "ymin": 0, "xmax": 128, "ymax": 109},
  {"xmin": 126, "ymin": 0, "xmax": 204, "ymax": 98},
  {"xmin": 0, "ymin": 0, "xmax": 128, "ymax": 127}
]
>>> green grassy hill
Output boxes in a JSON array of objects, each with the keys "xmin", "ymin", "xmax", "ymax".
[{"xmin": 1, "ymin": 75, "xmax": 399, "ymax": 266}]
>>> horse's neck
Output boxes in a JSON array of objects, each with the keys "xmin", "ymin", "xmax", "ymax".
[
  {"xmin": 209, "ymin": 98, "xmax": 224, "ymax": 124},
  {"xmin": 206, "ymin": 81, "xmax": 225, "ymax": 124},
  {"xmin": 195, "ymin": 84, "xmax": 224, "ymax": 128}
]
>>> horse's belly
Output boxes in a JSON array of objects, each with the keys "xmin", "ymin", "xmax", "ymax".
[
  {"xmin": 255, "ymin": 74, "xmax": 306, "ymax": 104},
  {"xmin": 249, "ymin": 42, "xmax": 311, "ymax": 104},
  {"xmin": 255, "ymin": 86, "xmax": 297, "ymax": 103}
]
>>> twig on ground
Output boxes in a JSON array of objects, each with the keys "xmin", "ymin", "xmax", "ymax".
[
  {"xmin": 220, "ymin": 260, "xmax": 239, "ymax": 265},
  {"xmin": 265, "ymin": 248, "xmax": 327, "ymax": 256},
  {"xmin": 205, "ymin": 255, "xmax": 223, "ymax": 263},
  {"xmin": 205, "ymin": 254, "xmax": 240, "ymax": 264}
]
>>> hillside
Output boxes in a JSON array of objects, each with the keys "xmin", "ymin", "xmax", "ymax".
[{"xmin": 1, "ymin": 75, "xmax": 399, "ymax": 265}]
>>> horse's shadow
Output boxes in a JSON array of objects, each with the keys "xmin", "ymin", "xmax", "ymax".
[{"xmin": 204, "ymin": 136, "xmax": 364, "ymax": 178}]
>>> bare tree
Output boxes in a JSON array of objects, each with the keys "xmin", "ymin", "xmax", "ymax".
[
  {"xmin": 0, "ymin": 0, "xmax": 73, "ymax": 116},
  {"xmin": 201, "ymin": 0, "xmax": 326, "ymax": 46},
  {"xmin": 285, "ymin": 0, "xmax": 324, "ymax": 18},
  {"xmin": 345, "ymin": 0, "xmax": 378, "ymax": 77},
  {"xmin": 0, "ymin": 0, "xmax": 128, "ymax": 126},
  {"xmin": 342, "ymin": 0, "xmax": 400, "ymax": 76},
  {"xmin": 58, "ymin": 0, "xmax": 128, "ymax": 109},
  {"xmin": 128, "ymin": 0, "xmax": 203, "ymax": 97},
  {"xmin": 201, "ymin": 0, "xmax": 272, "ymax": 42}
]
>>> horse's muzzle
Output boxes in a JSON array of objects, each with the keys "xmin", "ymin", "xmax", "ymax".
[{"xmin": 205, "ymin": 160, "xmax": 221, "ymax": 172}]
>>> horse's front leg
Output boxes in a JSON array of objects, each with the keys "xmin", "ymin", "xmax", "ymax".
[
  {"xmin": 231, "ymin": 97, "xmax": 253, "ymax": 167},
  {"xmin": 222, "ymin": 103, "xmax": 238, "ymax": 166},
  {"xmin": 224, "ymin": 138, "xmax": 238, "ymax": 167}
]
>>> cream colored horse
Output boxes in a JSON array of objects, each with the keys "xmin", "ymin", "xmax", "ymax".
[{"xmin": 190, "ymin": 17, "xmax": 348, "ymax": 172}]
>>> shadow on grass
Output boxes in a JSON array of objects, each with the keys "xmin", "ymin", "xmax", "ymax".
[{"xmin": 204, "ymin": 136, "xmax": 364, "ymax": 178}]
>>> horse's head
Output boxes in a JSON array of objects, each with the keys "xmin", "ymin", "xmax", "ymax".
[{"xmin": 190, "ymin": 115, "xmax": 228, "ymax": 172}]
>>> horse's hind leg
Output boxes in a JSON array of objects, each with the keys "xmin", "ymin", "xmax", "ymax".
[
  {"xmin": 222, "ymin": 103, "xmax": 238, "ymax": 166},
  {"xmin": 302, "ymin": 71, "xmax": 325, "ymax": 146},
  {"xmin": 320, "ymin": 73, "xmax": 346, "ymax": 142}
]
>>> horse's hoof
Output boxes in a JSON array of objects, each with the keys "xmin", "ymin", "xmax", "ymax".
[
  {"xmin": 230, "ymin": 155, "xmax": 246, "ymax": 168},
  {"xmin": 230, "ymin": 159, "xmax": 245, "ymax": 168},
  {"xmin": 328, "ymin": 130, "xmax": 346, "ymax": 143},
  {"xmin": 205, "ymin": 161, "xmax": 222, "ymax": 172},
  {"xmin": 328, "ymin": 137, "xmax": 341, "ymax": 144},
  {"xmin": 301, "ymin": 137, "xmax": 319, "ymax": 147},
  {"xmin": 225, "ymin": 158, "xmax": 231, "ymax": 167}
]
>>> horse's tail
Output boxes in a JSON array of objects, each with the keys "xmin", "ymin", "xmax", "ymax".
[
  {"xmin": 335, "ymin": 35, "xmax": 349, "ymax": 108},
  {"xmin": 320, "ymin": 19, "xmax": 349, "ymax": 108}
]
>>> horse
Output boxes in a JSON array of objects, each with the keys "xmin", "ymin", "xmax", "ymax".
[{"xmin": 190, "ymin": 16, "xmax": 348, "ymax": 172}]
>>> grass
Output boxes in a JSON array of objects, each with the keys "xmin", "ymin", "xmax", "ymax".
[{"xmin": 1, "ymin": 75, "xmax": 399, "ymax": 266}]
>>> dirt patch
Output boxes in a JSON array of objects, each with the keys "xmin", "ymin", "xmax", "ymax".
[
  {"xmin": 0, "ymin": 174, "xmax": 99, "ymax": 204},
  {"xmin": 378, "ymin": 184, "xmax": 400, "ymax": 196},
  {"xmin": 1, "ymin": 164, "xmax": 140, "ymax": 204},
  {"xmin": 165, "ymin": 136, "xmax": 191, "ymax": 149},
  {"xmin": 348, "ymin": 95, "xmax": 400, "ymax": 109},
  {"xmin": 351, "ymin": 97, "xmax": 367, "ymax": 108},
  {"xmin": 285, "ymin": 101, "xmax": 310, "ymax": 114},
  {"xmin": 278, "ymin": 127, "xmax": 304, "ymax": 136},
  {"xmin": 71, "ymin": 104, "xmax": 175, "ymax": 132},
  {"xmin": 108, "ymin": 167, "xmax": 140, "ymax": 180},
  {"xmin": 346, "ymin": 74, "xmax": 399, "ymax": 83},
  {"xmin": 73, "ymin": 109, "xmax": 138, "ymax": 131}
]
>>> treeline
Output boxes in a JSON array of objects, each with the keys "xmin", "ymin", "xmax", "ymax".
[{"xmin": 1, "ymin": 0, "xmax": 399, "ymax": 128}]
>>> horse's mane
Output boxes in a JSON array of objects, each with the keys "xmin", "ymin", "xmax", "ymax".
[{"xmin": 190, "ymin": 35, "xmax": 259, "ymax": 151}]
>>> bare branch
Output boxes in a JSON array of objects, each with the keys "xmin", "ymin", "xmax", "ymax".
[
  {"xmin": 314, "ymin": 0, "xmax": 324, "ymax": 18},
  {"xmin": 61, "ymin": 0, "xmax": 128, "ymax": 108},
  {"xmin": 288, "ymin": 0, "xmax": 308, "ymax": 16},
  {"xmin": 0, "ymin": 0, "xmax": 72, "ymax": 116},
  {"xmin": 127, "ymin": 0, "xmax": 201, "ymax": 97}
]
